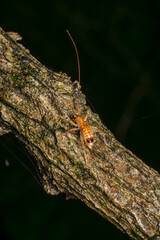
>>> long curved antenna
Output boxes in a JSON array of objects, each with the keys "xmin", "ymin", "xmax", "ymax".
[{"xmin": 66, "ymin": 30, "xmax": 81, "ymax": 84}]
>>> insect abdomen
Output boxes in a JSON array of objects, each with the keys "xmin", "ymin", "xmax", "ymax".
[
  {"xmin": 82, "ymin": 124, "xmax": 94, "ymax": 148},
  {"xmin": 75, "ymin": 115, "xmax": 94, "ymax": 148}
]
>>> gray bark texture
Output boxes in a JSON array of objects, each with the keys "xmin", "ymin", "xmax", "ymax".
[{"xmin": 0, "ymin": 27, "xmax": 160, "ymax": 240}]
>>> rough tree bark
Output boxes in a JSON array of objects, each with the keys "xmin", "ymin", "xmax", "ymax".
[{"xmin": 0, "ymin": 27, "xmax": 160, "ymax": 240}]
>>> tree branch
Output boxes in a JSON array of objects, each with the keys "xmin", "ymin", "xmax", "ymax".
[{"xmin": 0, "ymin": 27, "xmax": 160, "ymax": 240}]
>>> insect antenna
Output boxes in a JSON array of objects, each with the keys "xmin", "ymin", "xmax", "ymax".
[{"xmin": 66, "ymin": 30, "xmax": 81, "ymax": 84}]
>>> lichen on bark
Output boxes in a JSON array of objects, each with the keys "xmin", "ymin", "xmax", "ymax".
[{"xmin": 0, "ymin": 26, "xmax": 160, "ymax": 240}]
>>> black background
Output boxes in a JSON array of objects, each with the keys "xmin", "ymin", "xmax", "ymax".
[{"xmin": 0, "ymin": 1, "xmax": 160, "ymax": 239}]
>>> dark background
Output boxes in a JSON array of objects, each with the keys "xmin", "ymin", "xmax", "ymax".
[{"xmin": 0, "ymin": 1, "xmax": 160, "ymax": 240}]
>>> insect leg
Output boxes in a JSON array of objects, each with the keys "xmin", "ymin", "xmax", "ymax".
[
  {"xmin": 90, "ymin": 126, "xmax": 107, "ymax": 145},
  {"xmin": 80, "ymin": 133, "xmax": 88, "ymax": 161},
  {"xmin": 84, "ymin": 113, "xmax": 88, "ymax": 122},
  {"xmin": 68, "ymin": 119, "xmax": 78, "ymax": 127},
  {"xmin": 66, "ymin": 127, "xmax": 79, "ymax": 133}
]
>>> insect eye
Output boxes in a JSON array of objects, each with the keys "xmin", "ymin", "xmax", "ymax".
[{"xmin": 87, "ymin": 138, "xmax": 93, "ymax": 143}]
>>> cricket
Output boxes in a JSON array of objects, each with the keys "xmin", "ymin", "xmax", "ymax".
[{"xmin": 66, "ymin": 30, "xmax": 107, "ymax": 160}]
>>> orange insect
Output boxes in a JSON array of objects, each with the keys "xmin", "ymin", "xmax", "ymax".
[{"xmin": 66, "ymin": 30, "xmax": 106, "ymax": 159}]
